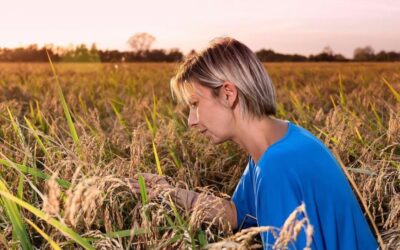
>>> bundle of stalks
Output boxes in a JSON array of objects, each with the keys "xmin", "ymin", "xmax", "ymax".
[
  {"xmin": 43, "ymin": 172, "xmax": 232, "ymax": 249},
  {"xmin": 206, "ymin": 203, "xmax": 313, "ymax": 250}
]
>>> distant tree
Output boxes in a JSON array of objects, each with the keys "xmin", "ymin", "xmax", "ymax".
[
  {"xmin": 127, "ymin": 32, "xmax": 155, "ymax": 54},
  {"xmin": 256, "ymin": 49, "xmax": 278, "ymax": 61},
  {"xmin": 308, "ymin": 46, "xmax": 348, "ymax": 62},
  {"xmin": 134, "ymin": 48, "xmax": 183, "ymax": 62},
  {"xmin": 0, "ymin": 44, "xmax": 57, "ymax": 62},
  {"xmin": 386, "ymin": 51, "xmax": 400, "ymax": 61},
  {"xmin": 375, "ymin": 51, "xmax": 388, "ymax": 61},
  {"xmin": 333, "ymin": 54, "xmax": 347, "ymax": 61},
  {"xmin": 166, "ymin": 48, "xmax": 184, "ymax": 62},
  {"xmin": 98, "ymin": 50, "xmax": 124, "ymax": 62},
  {"xmin": 61, "ymin": 43, "xmax": 100, "ymax": 62},
  {"xmin": 187, "ymin": 49, "xmax": 197, "ymax": 58},
  {"xmin": 374, "ymin": 50, "xmax": 400, "ymax": 61},
  {"xmin": 256, "ymin": 49, "xmax": 307, "ymax": 62},
  {"xmin": 354, "ymin": 46, "xmax": 375, "ymax": 61},
  {"xmin": 144, "ymin": 49, "xmax": 167, "ymax": 61},
  {"xmin": 89, "ymin": 43, "xmax": 101, "ymax": 62},
  {"xmin": 322, "ymin": 46, "xmax": 334, "ymax": 56}
]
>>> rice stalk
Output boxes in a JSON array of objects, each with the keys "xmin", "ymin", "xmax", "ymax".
[
  {"xmin": 152, "ymin": 141, "xmax": 163, "ymax": 176},
  {"xmin": 339, "ymin": 73, "xmax": 346, "ymax": 106},
  {"xmin": 383, "ymin": 78, "xmax": 400, "ymax": 103},
  {"xmin": 24, "ymin": 116, "xmax": 48, "ymax": 156},
  {"xmin": 0, "ymin": 178, "xmax": 33, "ymax": 250},
  {"xmin": 45, "ymin": 50, "xmax": 80, "ymax": 145},
  {"xmin": 0, "ymin": 190, "xmax": 94, "ymax": 250},
  {"xmin": 0, "ymin": 159, "xmax": 71, "ymax": 189},
  {"xmin": 25, "ymin": 218, "xmax": 61, "ymax": 250}
]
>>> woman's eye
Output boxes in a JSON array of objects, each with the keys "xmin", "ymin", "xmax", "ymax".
[{"xmin": 189, "ymin": 102, "xmax": 197, "ymax": 108}]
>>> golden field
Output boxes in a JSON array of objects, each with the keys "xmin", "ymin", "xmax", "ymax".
[{"xmin": 0, "ymin": 62, "xmax": 399, "ymax": 249}]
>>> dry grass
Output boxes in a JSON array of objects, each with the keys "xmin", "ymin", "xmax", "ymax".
[{"xmin": 206, "ymin": 203, "xmax": 313, "ymax": 250}]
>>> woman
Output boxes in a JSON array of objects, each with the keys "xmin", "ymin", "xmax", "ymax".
[{"xmin": 130, "ymin": 37, "xmax": 378, "ymax": 249}]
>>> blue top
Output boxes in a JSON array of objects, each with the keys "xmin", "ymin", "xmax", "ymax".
[{"xmin": 232, "ymin": 121, "xmax": 378, "ymax": 250}]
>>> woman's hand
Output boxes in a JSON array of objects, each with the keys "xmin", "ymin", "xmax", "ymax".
[
  {"xmin": 127, "ymin": 173, "xmax": 237, "ymax": 231},
  {"xmin": 127, "ymin": 173, "xmax": 173, "ymax": 200}
]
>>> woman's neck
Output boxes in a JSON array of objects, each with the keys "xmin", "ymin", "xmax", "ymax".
[{"xmin": 232, "ymin": 116, "xmax": 289, "ymax": 164}]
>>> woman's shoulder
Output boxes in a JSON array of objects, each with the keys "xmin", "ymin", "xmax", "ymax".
[
  {"xmin": 285, "ymin": 121, "xmax": 327, "ymax": 148},
  {"xmin": 257, "ymin": 121, "xmax": 341, "ymax": 176},
  {"xmin": 261, "ymin": 121, "xmax": 328, "ymax": 159}
]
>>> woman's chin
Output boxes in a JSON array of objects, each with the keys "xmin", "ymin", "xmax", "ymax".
[{"xmin": 209, "ymin": 135, "xmax": 227, "ymax": 145}]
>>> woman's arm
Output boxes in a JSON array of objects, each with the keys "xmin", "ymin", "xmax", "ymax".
[{"xmin": 128, "ymin": 173, "xmax": 238, "ymax": 231}]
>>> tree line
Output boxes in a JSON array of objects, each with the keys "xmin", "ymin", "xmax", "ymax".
[
  {"xmin": 0, "ymin": 44, "xmax": 183, "ymax": 63},
  {"xmin": 0, "ymin": 44, "xmax": 399, "ymax": 63}
]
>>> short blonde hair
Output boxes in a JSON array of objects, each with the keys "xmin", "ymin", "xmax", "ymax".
[{"xmin": 170, "ymin": 37, "xmax": 276, "ymax": 117}]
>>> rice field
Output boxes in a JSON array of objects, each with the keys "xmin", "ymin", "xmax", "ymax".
[{"xmin": 0, "ymin": 62, "xmax": 399, "ymax": 249}]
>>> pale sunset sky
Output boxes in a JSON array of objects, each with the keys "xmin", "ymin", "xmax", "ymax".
[{"xmin": 1, "ymin": 0, "xmax": 399, "ymax": 58}]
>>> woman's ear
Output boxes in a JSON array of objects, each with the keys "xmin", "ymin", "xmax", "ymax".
[{"xmin": 221, "ymin": 81, "xmax": 238, "ymax": 108}]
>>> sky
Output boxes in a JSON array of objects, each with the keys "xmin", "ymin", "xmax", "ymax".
[{"xmin": 1, "ymin": 0, "xmax": 400, "ymax": 58}]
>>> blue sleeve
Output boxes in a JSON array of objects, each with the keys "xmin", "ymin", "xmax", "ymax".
[
  {"xmin": 231, "ymin": 161, "xmax": 257, "ymax": 230},
  {"xmin": 255, "ymin": 162, "xmax": 308, "ymax": 249}
]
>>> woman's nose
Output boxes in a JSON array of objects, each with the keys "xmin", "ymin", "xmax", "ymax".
[{"xmin": 187, "ymin": 109, "xmax": 198, "ymax": 128}]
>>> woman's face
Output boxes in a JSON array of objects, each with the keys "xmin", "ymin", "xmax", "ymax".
[{"xmin": 186, "ymin": 82, "xmax": 235, "ymax": 144}]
